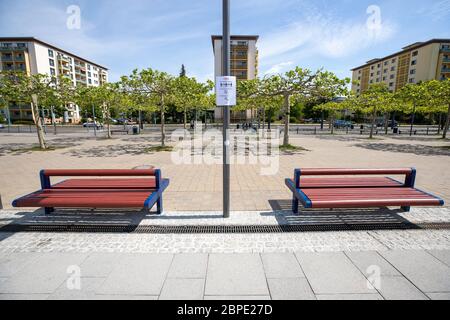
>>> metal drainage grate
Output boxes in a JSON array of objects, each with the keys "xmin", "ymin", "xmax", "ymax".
[{"xmin": 1, "ymin": 222, "xmax": 450, "ymax": 234}]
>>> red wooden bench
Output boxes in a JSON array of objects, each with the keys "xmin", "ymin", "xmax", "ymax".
[
  {"xmin": 12, "ymin": 169, "xmax": 169, "ymax": 215},
  {"xmin": 285, "ymin": 168, "xmax": 444, "ymax": 214}
]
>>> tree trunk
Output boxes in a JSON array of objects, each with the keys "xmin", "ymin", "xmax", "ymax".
[
  {"xmin": 443, "ymin": 104, "xmax": 450, "ymax": 139},
  {"xmin": 160, "ymin": 97, "xmax": 166, "ymax": 147},
  {"xmin": 369, "ymin": 110, "xmax": 376, "ymax": 139},
  {"xmin": 262, "ymin": 108, "xmax": 266, "ymax": 130},
  {"xmin": 183, "ymin": 107, "xmax": 187, "ymax": 130},
  {"xmin": 384, "ymin": 112, "xmax": 389, "ymax": 135},
  {"xmin": 330, "ymin": 113, "xmax": 335, "ymax": 134},
  {"xmin": 31, "ymin": 101, "xmax": 47, "ymax": 150},
  {"xmin": 409, "ymin": 104, "xmax": 416, "ymax": 137},
  {"xmin": 106, "ymin": 105, "xmax": 112, "ymax": 139},
  {"xmin": 438, "ymin": 113, "xmax": 442, "ymax": 135},
  {"xmin": 283, "ymin": 94, "xmax": 290, "ymax": 146}
]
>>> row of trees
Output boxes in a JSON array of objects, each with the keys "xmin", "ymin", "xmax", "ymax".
[
  {"xmin": 1, "ymin": 66, "xmax": 449, "ymax": 150},
  {"xmin": 315, "ymin": 80, "xmax": 450, "ymax": 139},
  {"xmin": 0, "ymin": 68, "xmax": 214, "ymax": 149}
]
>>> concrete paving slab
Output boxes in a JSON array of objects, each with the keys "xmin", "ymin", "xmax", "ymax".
[
  {"xmin": 204, "ymin": 296, "xmax": 271, "ymax": 300},
  {"xmin": 0, "ymin": 253, "xmax": 87, "ymax": 294},
  {"xmin": 0, "ymin": 252, "xmax": 42, "ymax": 277},
  {"xmin": 97, "ymin": 254, "xmax": 173, "ymax": 296},
  {"xmin": 316, "ymin": 293, "xmax": 383, "ymax": 300},
  {"xmin": 295, "ymin": 252, "xmax": 377, "ymax": 295},
  {"xmin": 0, "ymin": 293, "xmax": 49, "ymax": 300},
  {"xmin": 378, "ymin": 276, "xmax": 428, "ymax": 300},
  {"xmin": 48, "ymin": 277, "xmax": 106, "ymax": 300},
  {"xmin": 345, "ymin": 251, "xmax": 400, "ymax": 276},
  {"xmin": 426, "ymin": 292, "xmax": 450, "ymax": 300},
  {"xmin": 159, "ymin": 279, "xmax": 205, "ymax": 300},
  {"xmin": 205, "ymin": 254, "xmax": 269, "ymax": 296},
  {"xmin": 267, "ymin": 278, "xmax": 315, "ymax": 300},
  {"xmin": 379, "ymin": 250, "xmax": 450, "ymax": 293},
  {"xmin": 79, "ymin": 253, "xmax": 121, "ymax": 277},
  {"xmin": 261, "ymin": 253, "xmax": 305, "ymax": 279},
  {"xmin": 167, "ymin": 254, "xmax": 208, "ymax": 279},
  {"xmin": 427, "ymin": 250, "xmax": 450, "ymax": 267}
]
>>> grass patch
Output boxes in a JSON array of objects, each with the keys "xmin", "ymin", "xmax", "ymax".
[
  {"xmin": 144, "ymin": 145, "xmax": 174, "ymax": 153},
  {"xmin": 280, "ymin": 144, "xmax": 309, "ymax": 152},
  {"xmin": 11, "ymin": 146, "xmax": 60, "ymax": 153}
]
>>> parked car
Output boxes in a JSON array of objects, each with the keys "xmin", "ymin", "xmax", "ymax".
[
  {"xmin": 376, "ymin": 119, "xmax": 398, "ymax": 128},
  {"xmin": 0, "ymin": 124, "xmax": 5, "ymax": 129},
  {"xmin": 83, "ymin": 122, "xmax": 102, "ymax": 129},
  {"xmin": 334, "ymin": 120, "xmax": 353, "ymax": 128}
]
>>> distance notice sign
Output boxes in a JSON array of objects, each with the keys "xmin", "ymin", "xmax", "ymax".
[{"xmin": 216, "ymin": 76, "xmax": 236, "ymax": 106}]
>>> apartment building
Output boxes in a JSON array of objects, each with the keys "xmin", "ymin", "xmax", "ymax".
[
  {"xmin": 351, "ymin": 39, "xmax": 450, "ymax": 94},
  {"xmin": 212, "ymin": 35, "xmax": 259, "ymax": 122},
  {"xmin": 0, "ymin": 37, "xmax": 108, "ymax": 123}
]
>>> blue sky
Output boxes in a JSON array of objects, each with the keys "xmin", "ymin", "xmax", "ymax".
[{"xmin": 0, "ymin": 0, "xmax": 449, "ymax": 82}]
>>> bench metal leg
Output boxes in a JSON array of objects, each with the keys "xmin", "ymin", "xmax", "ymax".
[
  {"xmin": 292, "ymin": 197, "xmax": 299, "ymax": 214},
  {"xmin": 44, "ymin": 207, "xmax": 54, "ymax": 215},
  {"xmin": 156, "ymin": 196, "xmax": 163, "ymax": 215}
]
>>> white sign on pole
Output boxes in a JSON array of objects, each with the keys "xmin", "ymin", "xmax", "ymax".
[{"xmin": 216, "ymin": 76, "xmax": 236, "ymax": 106}]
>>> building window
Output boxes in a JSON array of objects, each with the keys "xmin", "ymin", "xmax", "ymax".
[
  {"xmin": 384, "ymin": 69, "xmax": 387, "ymax": 73},
  {"xmin": 370, "ymin": 73, "xmax": 374, "ymax": 77},
  {"xmin": 49, "ymin": 59, "xmax": 54, "ymax": 67},
  {"xmin": 389, "ymin": 82, "xmax": 394, "ymax": 87},
  {"xmin": 410, "ymin": 69, "xmax": 416, "ymax": 75},
  {"xmin": 88, "ymin": 79, "xmax": 92, "ymax": 84},
  {"xmin": 369, "ymin": 80, "xmax": 373, "ymax": 84},
  {"xmin": 390, "ymin": 75, "xmax": 395, "ymax": 79},
  {"xmin": 88, "ymin": 72, "xmax": 91, "ymax": 77},
  {"xmin": 391, "ymin": 58, "xmax": 396, "ymax": 63},
  {"xmin": 371, "ymin": 66, "xmax": 374, "ymax": 70},
  {"xmin": 409, "ymin": 78, "xmax": 415, "ymax": 83},
  {"xmin": 383, "ymin": 76, "xmax": 386, "ymax": 81},
  {"xmin": 377, "ymin": 71, "xmax": 381, "ymax": 75},
  {"xmin": 358, "ymin": 70, "xmax": 361, "ymax": 74},
  {"xmin": 48, "ymin": 49, "xmax": 54, "ymax": 57},
  {"xmin": 411, "ymin": 60, "xmax": 417, "ymax": 66},
  {"xmin": 412, "ymin": 51, "xmax": 418, "ymax": 57},
  {"xmin": 357, "ymin": 76, "xmax": 361, "ymax": 80},
  {"xmin": 384, "ymin": 61, "xmax": 388, "ymax": 66},
  {"xmin": 50, "ymin": 68, "xmax": 56, "ymax": 76},
  {"xmin": 391, "ymin": 66, "xmax": 395, "ymax": 71}
]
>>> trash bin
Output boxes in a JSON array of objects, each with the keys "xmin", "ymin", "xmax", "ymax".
[
  {"xmin": 132, "ymin": 126, "xmax": 139, "ymax": 135},
  {"xmin": 393, "ymin": 128, "xmax": 399, "ymax": 134}
]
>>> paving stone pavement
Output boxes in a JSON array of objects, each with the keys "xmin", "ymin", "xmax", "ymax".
[{"xmin": 0, "ymin": 250, "xmax": 449, "ymax": 300}]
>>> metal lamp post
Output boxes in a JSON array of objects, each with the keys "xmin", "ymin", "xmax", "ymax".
[{"xmin": 222, "ymin": 0, "xmax": 231, "ymax": 218}]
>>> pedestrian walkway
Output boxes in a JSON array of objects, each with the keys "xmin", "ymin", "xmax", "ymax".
[{"xmin": 1, "ymin": 250, "xmax": 449, "ymax": 300}]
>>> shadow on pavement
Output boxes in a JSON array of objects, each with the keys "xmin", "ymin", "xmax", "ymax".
[{"xmin": 354, "ymin": 143, "xmax": 450, "ymax": 156}]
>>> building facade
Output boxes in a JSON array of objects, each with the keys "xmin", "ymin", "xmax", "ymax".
[
  {"xmin": 0, "ymin": 37, "xmax": 108, "ymax": 123},
  {"xmin": 351, "ymin": 39, "xmax": 450, "ymax": 94},
  {"xmin": 212, "ymin": 35, "xmax": 259, "ymax": 122}
]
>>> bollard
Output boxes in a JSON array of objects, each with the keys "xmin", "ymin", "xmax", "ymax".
[
  {"xmin": 0, "ymin": 194, "xmax": 3, "ymax": 210},
  {"xmin": 426, "ymin": 127, "xmax": 429, "ymax": 135},
  {"xmin": 314, "ymin": 127, "xmax": 317, "ymax": 135}
]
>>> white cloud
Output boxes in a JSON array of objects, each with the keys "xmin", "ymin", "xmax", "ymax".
[
  {"xmin": 264, "ymin": 61, "xmax": 293, "ymax": 75},
  {"xmin": 259, "ymin": 9, "xmax": 396, "ymax": 60}
]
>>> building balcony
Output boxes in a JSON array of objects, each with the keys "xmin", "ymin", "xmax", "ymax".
[
  {"xmin": 14, "ymin": 56, "xmax": 25, "ymax": 61},
  {"xmin": 443, "ymin": 58, "xmax": 450, "ymax": 63},
  {"xmin": 0, "ymin": 46, "xmax": 27, "ymax": 52},
  {"xmin": 441, "ymin": 48, "xmax": 450, "ymax": 53},
  {"xmin": 1, "ymin": 56, "xmax": 13, "ymax": 61}
]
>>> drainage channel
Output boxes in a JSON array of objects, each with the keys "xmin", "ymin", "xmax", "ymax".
[{"xmin": 1, "ymin": 222, "xmax": 450, "ymax": 234}]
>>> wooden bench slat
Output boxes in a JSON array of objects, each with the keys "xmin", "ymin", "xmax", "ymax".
[
  {"xmin": 300, "ymin": 177, "xmax": 402, "ymax": 188},
  {"xmin": 53, "ymin": 178, "xmax": 156, "ymax": 189}
]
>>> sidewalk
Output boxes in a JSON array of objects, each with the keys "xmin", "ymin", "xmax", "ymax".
[
  {"xmin": 1, "ymin": 250, "xmax": 449, "ymax": 300},
  {"xmin": 1, "ymin": 208, "xmax": 450, "ymax": 300}
]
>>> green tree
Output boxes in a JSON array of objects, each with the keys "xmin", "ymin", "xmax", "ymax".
[
  {"xmin": 261, "ymin": 67, "xmax": 321, "ymax": 146},
  {"xmin": 139, "ymin": 68, "xmax": 175, "ymax": 147},
  {"xmin": 353, "ymin": 83, "xmax": 393, "ymax": 139},
  {"xmin": 397, "ymin": 82, "xmax": 429, "ymax": 136},
  {"xmin": 1, "ymin": 72, "xmax": 55, "ymax": 149},
  {"xmin": 424, "ymin": 79, "xmax": 450, "ymax": 138}
]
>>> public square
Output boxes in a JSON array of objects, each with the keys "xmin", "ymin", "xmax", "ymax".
[{"xmin": 0, "ymin": 129, "xmax": 449, "ymax": 300}]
